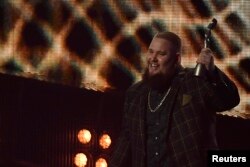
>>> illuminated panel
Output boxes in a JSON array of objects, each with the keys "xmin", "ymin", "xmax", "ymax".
[
  {"xmin": 74, "ymin": 153, "xmax": 88, "ymax": 167},
  {"xmin": 78, "ymin": 129, "xmax": 92, "ymax": 145},
  {"xmin": 0, "ymin": 0, "xmax": 249, "ymax": 119},
  {"xmin": 95, "ymin": 157, "xmax": 108, "ymax": 167},
  {"xmin": 99, "ymin": 133, "xmax": 112, "ymax": 150}
]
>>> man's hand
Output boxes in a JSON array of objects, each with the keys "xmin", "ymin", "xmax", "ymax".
[{"xmin": 196, "ymin": 48, "xmax": 215, "ymax": 72}]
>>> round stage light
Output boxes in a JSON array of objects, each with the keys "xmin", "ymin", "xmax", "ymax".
[
  {"xmin": 99, "ymin": 133, "xmax": 111, "ymax": 149},
  {"xmin": 74, "ymin": 153, "xmax": 88, "ymax": 167},
  {"xmin": 95, "ymin": 157, "xmax": 108, "ymax": 167},
  {"xmin": 78, "ymin": 129, "xmax": 92, "ymax": 144}
]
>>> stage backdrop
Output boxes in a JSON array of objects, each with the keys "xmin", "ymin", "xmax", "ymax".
[{"xmin": 0, "ymin": 0, "xmax": 249, "ymax": 119}]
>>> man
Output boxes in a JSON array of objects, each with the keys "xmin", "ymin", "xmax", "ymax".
[{"xmin": 109, "ymin": 32, "xmax": 240, "ymax": 167}]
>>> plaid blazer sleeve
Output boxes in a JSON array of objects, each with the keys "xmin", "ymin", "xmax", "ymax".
[{"xmin": 201, "ymin": 66, "xmax": 240, "ymax": 112}]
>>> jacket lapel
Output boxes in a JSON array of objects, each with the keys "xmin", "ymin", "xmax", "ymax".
[
  {"xmin": 137, "ymin": 86, "xmax": 148, "ymax": 154},
  {"xmin": 165, "ymin": 68, "xmax": 186, "ymax": 139}
]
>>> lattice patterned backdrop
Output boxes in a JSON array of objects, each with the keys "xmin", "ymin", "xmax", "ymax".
[{"xmin": 0, "ymin": 0, "xmax": 249, "ymax": 119}]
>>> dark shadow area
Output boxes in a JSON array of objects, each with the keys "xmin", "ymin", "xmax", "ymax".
[{"xmin": 0, "ymin": 73, "xmax": 249, "ymax": 166}]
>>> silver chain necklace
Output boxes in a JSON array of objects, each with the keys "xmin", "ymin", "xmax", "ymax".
[{"xmin": 147, "ymin": 87, "xmax": 171, "ymax": 112}]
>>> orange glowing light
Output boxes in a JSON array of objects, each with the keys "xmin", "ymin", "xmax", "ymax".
[
  {"xmin": 78, "ymin": 129, "xmax": 92, "ymax": 144},
  {"xmin": 74, "ymin": 153, "xmax": 88, "ymax": 167},
  {"xmin": 99, "ymin": 133, "xmax": 111, "ymax": 149},
  {"xmin": 95, "ymin": 157, "xmax": 108, "ymax": 167}
]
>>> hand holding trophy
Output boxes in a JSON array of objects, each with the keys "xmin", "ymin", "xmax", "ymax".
[{"xmin": 194, "ymin": 18, "xmax": 217, "ymax": 77}]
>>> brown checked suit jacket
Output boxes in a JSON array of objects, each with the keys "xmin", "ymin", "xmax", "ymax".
[{"xmin": 109, "ymin": 67, "xmax": 240, "ymax": 167}]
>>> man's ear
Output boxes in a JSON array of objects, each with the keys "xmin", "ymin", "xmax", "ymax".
[{"xmin": 176, "ymin": 52, "xmax": 181, "ymax": 64}]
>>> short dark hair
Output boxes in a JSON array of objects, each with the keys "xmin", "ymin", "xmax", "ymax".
[{"xmin": 154, "ymin": 31, "xmax": 181, "ymax": 53}]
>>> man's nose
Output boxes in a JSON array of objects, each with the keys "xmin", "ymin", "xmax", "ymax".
[{"xmin": 150, "ymin": 53, "xmax": 158, "ymax": 61}]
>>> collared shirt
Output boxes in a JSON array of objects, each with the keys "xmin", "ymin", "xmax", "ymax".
[{"xmin": 146, "ymin": 89, "xmax": 170, "ymax": 167}]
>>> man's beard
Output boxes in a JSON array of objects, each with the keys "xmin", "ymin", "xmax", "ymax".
[{"xmin": 142, "ymin": 69, "xmax": 171, "ymax": 91}]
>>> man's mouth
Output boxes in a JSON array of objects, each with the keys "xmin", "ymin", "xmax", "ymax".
[{"xmin": 149, "ymin": 63, "xmax": 159, "ymax": 68}]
